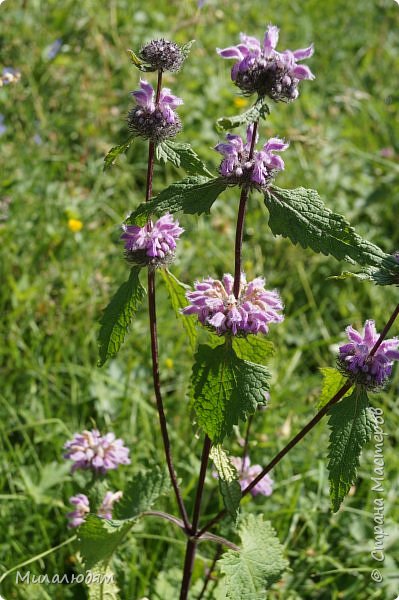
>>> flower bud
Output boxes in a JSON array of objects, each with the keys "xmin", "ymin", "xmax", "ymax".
[{"xmin": 139, "ymin": 39, "xmax": 185, "ymax": 72}]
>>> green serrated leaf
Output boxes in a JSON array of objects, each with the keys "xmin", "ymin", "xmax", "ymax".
[
  {"xmin": 210, "ymin": 445, "xmax": 241, "ymax": 521},
  {"xmin": 219, "ymin": 514, "xmax": 288, "ymax": 599},
  {"xmin": 190, "ymin": 343, "xmax": 270, "ymax": 442},
  {"xmin": 79, "ymin": 516, "xmax": 134, "ymax": 570},
  {"xmin": 126, "ymin": 48, "xmax": 157, "ymax": 72},
  {"xmin": 87, "ymin": 564, "xmax": 120, "ymax": 600},
  {"xmin": 79, "ymin": 467, "xmax": 169, "ymax": 570},
  {"xmin": 329, "ymin": 270, "xmax": 375, "ymax": 282},
  {"xmin": 265, "ymin": 187, "xmax": 395, "ymax": 272},
  {"xmin": 180, "ymin": 39, "xmax": 196, "ymax": 59},
  {"xmin": 113, "ymin": 465, "xmax": 170, "ymax": 520},
  {"xmin": 103, "ymin": 136, "xmax": 136, "ymax": 171},
  {"xmin": 160, "ymin": 269, "xmax": 197, "ymax": 352},
  {"xmin": 216, "ymin": 99, "xmax": 270, "ymax": 131},
  {"xmin": 318, "ymin": 367, "xmax": 352, "ymax": 409},
  {"xmin": 232, "ymin": 336, "xmax": 275, "ymax": 364},
  {"xmin": 327, "ymin": 388, "xmax": 375, "ymax": 512},
  {"xmin": 127, "ymin": 176, "xmax": 228, "ymax": 225},
  {"xmin": 157, "ymin": 140, "xmax": 213, "ymax": 177},
  {"xmin": 372, "ymin": 263, "xmax": 399, "ymax": 286},
  {"xmin": 98, "ymin": 267, "xmax": 146, "ymax": 367}
]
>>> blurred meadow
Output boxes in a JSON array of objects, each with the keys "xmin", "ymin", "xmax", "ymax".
[{"xmin": 1, "ymin": 0, "xmax": 399, "ymax": 598}]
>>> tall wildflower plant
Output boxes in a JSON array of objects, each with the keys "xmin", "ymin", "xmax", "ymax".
[{"xmin": 74, "ymin": 26, "xmax": 399, "ymax": 599}]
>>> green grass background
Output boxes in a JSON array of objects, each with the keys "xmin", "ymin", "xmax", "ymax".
[{"xmin": 1, "ymin": 0, "xmax": 399, "ymax": 598}]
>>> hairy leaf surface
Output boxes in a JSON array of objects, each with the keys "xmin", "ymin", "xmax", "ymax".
[
  {"xmin": 210, "ymin": 445, "xmax": 241, "ymax": 521},
  {"xmin": 103, "ymin": 136, "xmax": 136, "ymax": 171},
  {"xmin": 79, "ymin": 467, "xmax": 169, "ymax": 569},
  {"xmin": 79, "ymin": 516, "xmax": 133, "ymax": 570},
  {"xmin": 127, "ymin": 176, "xmax": 228, "ymax": 225},
  {"xmin": 98, "ymin": 267, "xmax": 146, "ymax": 366},
  {"xmin": 87, "ymin": 565, "xmax": 119, "ymax": 600},
  {"xmin": 190, "ymin": 343, "xmax": 270, "ymax": 442},
  {"xmin": 232, "ymin": 336, "xmax": 274, "ymax": 364},
  {"xmin": 318, "ymin": 367, "xmax": 352, "ymax": 409},
  {"xmin": 219, "ymin": 514, "xmax": 288, "ymax": 599},
  {"xmin": 265, "ymin": 187, "xmax": 395, "ymax": 270},
  {"xmin": 217, "ymin": 99, "xmax": 270, "ymax": 131},
  {"xmin": 113, "ymin": 465, "xmax": 170, "ymax": 520},
  {"xmin": 126, "ymin": 48, "xmax": 157, "ymax": 71},
  {"xmin": 327, "ymin": 388, "xmax": 375, "ymax": 512},
  {"xmin": 156, "ymin": 140, "xmax": 213, "ymax": 177},
  {"xmin": 160, "ymin": 269, "xmax": 197, "ymax": 352}
]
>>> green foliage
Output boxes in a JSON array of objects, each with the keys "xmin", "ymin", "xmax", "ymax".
[
  {"xmin": 327, "ymin": 388, "xmax": 375, "ymax": 512},
  {"xmin": 180, "ymin": 40, "xmax": 196, "ymax": 60},
  {"xmin": 98, "ymin": 267, "xmax": 146, "ymax": 367},
  {"xmin": 318, "ymin": 367, "xmax": 352, "ymax": 409},
  {"xmin": 156, "ymin": 140, "xmax": 213, "ymax": 177},
  {"xmin": 2, "ymin": 1, "xmax": 399, "ymax": 598},
  {"xmin": 154, "ymin": 568, "xmax": 203, "ymax": 599},
  {"xmin": 232, "ymin": 336, "xmax": 274, "ymax": 364},
  {"xmin": 79, "ymin": 516, "xmax": 134, "ymax": 570},
  {"xmin": 265, "ymin": 187, "xmax": 397, "ymax": 273},
  {"xmin": 219, "ymin": 514, "xmax": 288, "ymax": 599},
  {"xmin": 79, "ymin": 467, "xmax": 170, "ymax": 569},
  {"xmin": 18, "ymin": 462, "xmax": 70, "ymax": 505},
  {"xmin": 113, "ymin": 465, "xmax": 170, "ymax": 520},
  {"xmin": 87, "ymin": 565, "xmax": 120, "ymax": 600},
  {"xmin": 103, "ymin": 136, "xmax": 136, "ymax": 171},
  {"xmin": 126, "ymin": 48, "xmax": 157, "ymax": 72},
  {"xmin": 210, "ymin": 445, "xmax": 241, "ymax": 521},
  {"xmin": 190, "ymin": 342, "xmax": 270, "ymax": 442},
  {"xmin": 127, "ymin": 176, "xmax": 228, "ymax": 225},
  {"xmin": 160, "ymin": 269, "xmax": 197, "ymax": 352},
  {"xmin": 217, "ymin": 99, "xmax": 270, "ymax": 131}
]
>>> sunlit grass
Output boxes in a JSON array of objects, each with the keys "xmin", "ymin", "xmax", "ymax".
[{"xmin": 1, "ymin": 0, "xmax": 399, "ymax": 598}]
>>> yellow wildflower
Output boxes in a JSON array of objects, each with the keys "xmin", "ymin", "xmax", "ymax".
[
  {"xmin": 68, "ymin": 218, "xmax": 83, "ymax": 233},
  {"xmin": 233, "ymin": 97, "xmax": 249, "ymax": 109},
  {"xmin": 165, "ymin": 358, "xmax": 174, "ymax": 369}
]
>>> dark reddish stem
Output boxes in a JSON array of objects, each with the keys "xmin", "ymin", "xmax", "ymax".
[
  {"xmin": 369, "ymin": 303, "xmax": 399, "ymax": 357},
  {"xmin": 196, "ymin": 301, "xmax": 399, "ymax": 537},
  {"xmin": 197, "ymin": 379, "xmax": 352, "ymax": 536},
  {"xmin": 197, "ymin": 545, "xmax": 222, "ymax": 600},
  {"xmin": 233, "ymin": 120, "xmax": 258, "ymax": 299},
  {"xmin": 145, "ymin": 69, "xmax": 190, "ymax": 531},
  {"xmin": 241, "ymin": 382, "xmax": 352, "ymax": 497},
  {"xmin": 179, "ymin": 435, "xmax": 212, "ymax": 600},
  {"xmin": 199, "ymin": 301, "xmax": 399, "ymax": 536}
]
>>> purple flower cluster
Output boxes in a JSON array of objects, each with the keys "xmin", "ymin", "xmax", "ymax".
[
  {"xmin": 97, "ymin": 490, "xmax": 124, "ymax": 520},
  {"xmin": 67, "ymin": 490, "xmax": 123, "ymax": 528},
  {"xmin": 64, "ymin": 429, "xmax": 131, "ymax": 474},
  {"xmin": 217, "ymin": 24, "xmax": 314, "ymax": 100},
  {"xmin": 215, "ymin": 124, "xmax": 288, "ymax": 190},
  {"xmin": 67, "ymin": 494, "xmax": 90, "ymax": 528},
  {"xmin": 182, "ymin": 273, "xmax": 284, "ymax": 335},
  {"xmin": 121, "ymin": 213, "xmax": 184, "ymax": 267},
  {"xmin": 213, "ymin": 456, "xmax": 274, "ymax": 497},
  {"xmin": 338, "ymin": 320, "xmax": 399, "ymax": 388},
  {"xmin": 127, "ymin": 79, "xmax": 183, "ymax": 143}
]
